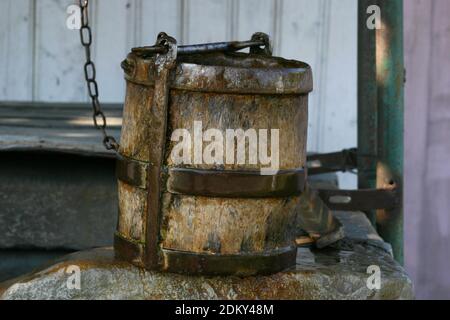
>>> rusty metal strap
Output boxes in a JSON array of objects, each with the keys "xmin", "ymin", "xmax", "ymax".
[
  {"xmin": 145, "ymin": 33, "xmax": 179, "ymax": 269},
  {"xmin": 116, "ymin": 156, "xmax": 148, "ymax": 189},
  {"xmin": 307, "ymin": 148, "xmax": 358, "ymax": 175},
  {"xmin": 114, "ymin": 232, "xmax": 144, "ymax": 266},
  {"xmin": 166, "ymin": 167, "xmax": 306, "ymax": 198},
  {"xmin": 116, "ymin": 157, "xmax": 306, "ymax": 198},
  {"xmin": 160, "ymin": 246, "xmax": 297, "ymax": 276},
  {"xmin": 316, "ymin": 188, "xmax": 399, "ymax": 211}
]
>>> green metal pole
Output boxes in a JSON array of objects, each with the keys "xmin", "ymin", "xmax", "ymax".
[
  {"xmin": 357, "ymin": 0, "xmax": 404, "ymax": 264},
  {"xmin": 375, "ymin": 0, "xmax": 404, "ymax": 265},
  {"xmin": 357, "ymin": 0, "xmax": 378, "ymax": 227}
]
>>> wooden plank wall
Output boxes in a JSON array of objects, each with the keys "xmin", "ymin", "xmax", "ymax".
[
  {"xmin": 0, "ymin": 0, "xmax": 358, "ymax": 187},
  {"xmin": 405, "ymin": 0, "xmax": 450, "ymax": 299}
]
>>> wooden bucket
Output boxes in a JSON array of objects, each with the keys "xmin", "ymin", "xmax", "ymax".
[{"xmin": 114, "ymin": 33, "xmax": 313, "ymax": 275}]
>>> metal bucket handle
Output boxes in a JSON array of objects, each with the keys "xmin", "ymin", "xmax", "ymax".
[{"xmin": 131, "ymin": 32, "xmax": 272, "ymax": 58}]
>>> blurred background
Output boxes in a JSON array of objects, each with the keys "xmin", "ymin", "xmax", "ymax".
[{"xmin": 0, "ymin": 0, "xmax": 449, "ymax": 299}]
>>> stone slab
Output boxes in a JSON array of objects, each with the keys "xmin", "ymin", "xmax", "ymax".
[
  {"xmin": 0, "ymin": 242, "xmax": 413, "ymax": 300},
  {"xmin": 0, "ymin": 211, "xmax": 414, "ymax": 300},
  {"xmin": 0, "ymin": 152, "xmax": 117, "ymax": 250}
]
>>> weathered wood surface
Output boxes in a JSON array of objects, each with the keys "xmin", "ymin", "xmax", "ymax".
[
  {"xmin": 119, "ymin": 83, "xmax": 154, "ymax": 161},
  {"xmin": 117, "ymin": 181, "xmax": 147, "ymax": 242},
  {"xmin": 160, "ymin": 194, "xmax": 301, "ymax": 254},
  {"xmin": 0, "ymin": 102, "xmax": 121, "ymax": 157},
  {"xmin": 166, "ymin": 90, "xmax": 308, "ymax": 170}
]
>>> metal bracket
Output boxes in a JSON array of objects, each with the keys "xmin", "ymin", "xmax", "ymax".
[
  {"xmin": 145, "ymin": 32, "xmax": 178, "ymax": 269},
  {"xmin": 307, "ymin": 148, "xmax": 358, "ymax": 175},
  {"xmin": 249, "ymin": 32, "xmax": 273, "ymax": 56},
  {"xmin": 154, "ymin": 32, "xmax": 178, "ymax": 72},
  {"xmin": 316, "ymin": 187, "xmax": 399, "ymax": 211},
  {"xmin": 307, "ymin": 148, "xmax": 400, "ymax": 211}
]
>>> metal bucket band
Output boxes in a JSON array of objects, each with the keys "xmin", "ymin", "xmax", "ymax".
[
  {"xmin": 114, "ymin": 232, "xmax": 296, "ymax": 276},
  {"xmin": 116, "ymin": 156, "xmax": 306, "ymax": 198},
  {"xmin": 114, "ymin": 232, "xmax": 145, "ymax": 267},
  {"xmin": 166, "ymin": 167, "xmax": 306, "ymax": 198},
  {"xmin": 160, "ymin": 246, "xmax": 297, "ymax": 276},
  {"xmin": 115, "ymin": 155, "xmax": 148, "ymax": 189}
]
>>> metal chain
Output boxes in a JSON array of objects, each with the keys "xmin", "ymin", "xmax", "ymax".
[{"xmin": 79, "ymin": 0, "xmax": 119, "ymax": 151}]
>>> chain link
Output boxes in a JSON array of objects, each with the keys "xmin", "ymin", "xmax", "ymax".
[{"xmin": 79, "ymin": 0, "xmax": 119, "ymax": 151}]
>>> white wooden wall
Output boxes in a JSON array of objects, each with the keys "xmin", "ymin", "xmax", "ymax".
[{"xmin": 0, "ymin": 0, "xmax": 357, "ymax": 186}]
